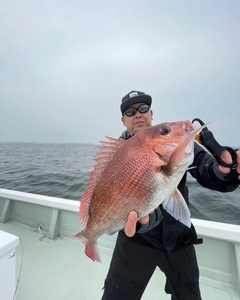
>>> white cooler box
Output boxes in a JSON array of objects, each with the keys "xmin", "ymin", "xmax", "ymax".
[{"xmin": 0, "ymin": 230, "xmax": 19, "ymax": 300}]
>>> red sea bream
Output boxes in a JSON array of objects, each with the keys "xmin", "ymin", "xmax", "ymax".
[{"xmin": 74, "ymin": 120, "xmax": 204, "ymax": 262}]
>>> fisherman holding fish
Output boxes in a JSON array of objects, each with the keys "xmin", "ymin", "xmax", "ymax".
[{"xmin": 98, "ymin": 91, "xmax": 240, "ymax": 300}]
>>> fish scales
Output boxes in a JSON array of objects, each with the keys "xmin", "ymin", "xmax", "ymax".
[{"xmin": 89, "ymin": 140, "xmax": 158, "ymax": 224}]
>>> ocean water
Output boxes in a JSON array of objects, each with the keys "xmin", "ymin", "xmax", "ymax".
[{"xmin": 0, "ymin": 143, "xmax": 239, "ymax": 225}]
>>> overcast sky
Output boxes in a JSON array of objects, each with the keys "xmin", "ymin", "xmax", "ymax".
[{"xmin": 0, "ymin": 1, "xmax": 239, "ymax": 146}]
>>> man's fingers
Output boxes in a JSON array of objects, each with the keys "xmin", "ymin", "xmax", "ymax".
[
  {"xmin": 124, "ymin": 211, "xmax": 153, "ymax": 237},
  {"xmin": 219, "ymin": 165, "xmax": 230, "ymax": 174},
  {"xmin": 139, "ymin": 215, "xmax": 149, "ymax": 224},
  {"xmin": 237, "ymin": 150, "xmax": 240, "ymax": 180},
  {"xmin": 221, "ymin": 150, "xmax": 232, "ymax": 164},
  {"xmin": 125, "ymin": 211, "xmax": 138, "ymax": 237},
  {"xmin": 219, "ymin": 150, "xmax": 232, "ymax": 173}
]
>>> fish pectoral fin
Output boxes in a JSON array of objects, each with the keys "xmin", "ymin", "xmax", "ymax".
[{"xmin": 162, "ymin": 189, "xmax": 191, "ymax": 228}]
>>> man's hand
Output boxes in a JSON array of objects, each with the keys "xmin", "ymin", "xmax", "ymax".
[
  {"xmin": 219, "ymin": 149, "xmax": 240, "ymax": 180},
  {"xmin": 124, "ymin": 211, "xmax": 152, "ymax": 237}
]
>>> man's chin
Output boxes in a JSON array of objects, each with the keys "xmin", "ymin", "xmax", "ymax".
[{"xmin": 134, "ymin": 124, "xmax": 147, "ymax": 133}]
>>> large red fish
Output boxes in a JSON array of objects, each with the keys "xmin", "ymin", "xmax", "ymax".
[{"xmin": 74, "ymin": 120, "xmax": 204, "ymax": 262}]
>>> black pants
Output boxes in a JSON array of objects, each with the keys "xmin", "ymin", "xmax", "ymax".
[{"xmin": 101, "ymin": 233, "xmax": 202, "ymax": 300}]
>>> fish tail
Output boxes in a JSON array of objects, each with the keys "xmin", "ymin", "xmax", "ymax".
[
  {"xmin": 85, "ymin": 241, "xmax": 101, "ymax": 263},
  {"xmin": 73, "ymin": 232, "xmax": 101, "ymax": 263}
]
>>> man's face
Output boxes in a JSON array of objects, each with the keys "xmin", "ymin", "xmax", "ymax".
[{"xmin": 121, "ymin": 103, "xmax": 153, "ymax": 135}]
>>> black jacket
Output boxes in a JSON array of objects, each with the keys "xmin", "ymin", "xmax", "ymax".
[{"xmin": 119, "ymin": 131, "xmax": 239, "ymax": 252}]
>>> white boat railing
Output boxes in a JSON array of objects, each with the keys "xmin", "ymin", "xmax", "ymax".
[
  {"xmin": 0, "ymin": 187, "xmax": 240, "ymax": 242},
  {"xmin": 0, "ymin": 188, "xmax": 79, "ymax": 240},
  {"xmin": 0, "ymin": 188, "xmax": 79, "ymax": 212}
]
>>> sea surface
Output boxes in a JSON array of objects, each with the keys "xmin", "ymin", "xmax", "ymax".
[{"xmin": 0, "ymin": 143, "xmax": 239, "ymax": 225}]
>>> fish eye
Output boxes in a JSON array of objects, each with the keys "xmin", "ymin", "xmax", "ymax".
[{"xmin": 159, "ymin": 126, "xmax": 170, "ymax": 135}]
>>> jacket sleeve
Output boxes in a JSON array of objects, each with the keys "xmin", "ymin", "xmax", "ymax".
[
  {"xmin": 136, "ymin": 207, "xmax": 163, "ymax": 233},
  {"xmin": 189, "ymin": 142, "xmax": 239, "ymax": 192}
]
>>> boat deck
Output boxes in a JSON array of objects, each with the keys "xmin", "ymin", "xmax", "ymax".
[{"xmin": 1, "ymin": 221, "xmax": 239, "ymax": 300}]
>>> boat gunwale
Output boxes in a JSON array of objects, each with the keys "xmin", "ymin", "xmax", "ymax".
[{"xmin": 0, "ymin": 188, "xmax": 240, "ymax": 244}]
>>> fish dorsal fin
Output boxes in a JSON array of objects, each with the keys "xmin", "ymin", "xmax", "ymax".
[{"xmin": 79, "ymin": 137, "xmax": 126, "ymax": 226}]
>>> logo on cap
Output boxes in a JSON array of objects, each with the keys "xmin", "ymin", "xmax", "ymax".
[{"xmin": 129, "ymin": 92, "xmax": 138, "ymax": 98}]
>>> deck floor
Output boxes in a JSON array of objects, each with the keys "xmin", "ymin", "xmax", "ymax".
[{"xmin": 0, "ymin": 221, "xmax": 238, "ymax": 300}]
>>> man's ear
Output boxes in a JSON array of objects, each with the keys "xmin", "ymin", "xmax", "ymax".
[{"xmin": 121, "ymin": 116, "xmax": 126, "ymax": 126}]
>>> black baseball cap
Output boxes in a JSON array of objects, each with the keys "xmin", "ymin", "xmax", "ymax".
[{"xmin": 120, "ymin": 90, "xmax": 152, "ymax": 114}]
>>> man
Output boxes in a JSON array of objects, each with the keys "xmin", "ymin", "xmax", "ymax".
[{"xmin": 101, "ymin": 90, "xmax": 240, "ymax": 300}]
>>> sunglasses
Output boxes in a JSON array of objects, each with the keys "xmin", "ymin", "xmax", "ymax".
[{"xmin": 123, "ymin": 104, "xmax": 150, "ymax": 117}]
